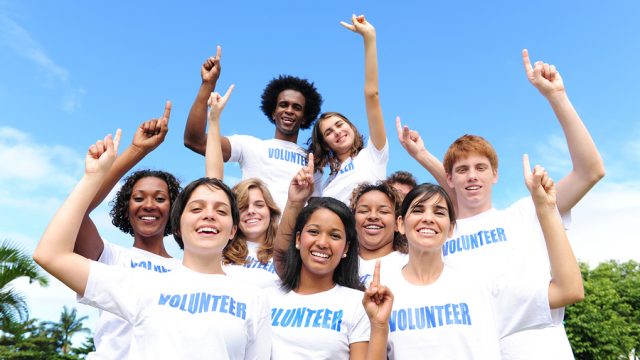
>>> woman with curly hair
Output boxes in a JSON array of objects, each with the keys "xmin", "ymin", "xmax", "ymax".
[
  {"xmin": 72, "ymin": 102, "xmax": 183, "ymax": 359},
  {"xmin": 308, "ymin": 15, "xmax": 388, "ymax": 206},
  {"xmin": 350, "ymin": 181, "xmax": 408, "ymax": 286},
  {"xmin": 222, "ymin": 178, "xmax": 282, "ymax": 288}
]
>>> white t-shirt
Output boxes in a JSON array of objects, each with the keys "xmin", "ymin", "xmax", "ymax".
[
  {"xmin": 358, "ymin": 251, "xmax": 408, "ymax": 287},
  {"xmin": 228, "ymin": 135, "xmax": 321, "ymax": 212},
  {"xmin": 444, "ymin": 197, "xmax": 572, "ymax": 358},
  {"xmin": 86, "ymin": 241, "xmax": 180, "ymax": 360},
  {"xmin": 81, "ymin": 262, "xmax": 271, "ymax": 360},
  {"xmin": 386, "ymin": 266, "xmax": 502, "ymax": 359},
  {"xmin": 321, "ymin": 137, "xmax": 388, "ymax": 206},
  {"xmin": 267, "ymin": 285, "xmax": 370, "ymax": 359},
  {"xmin": 224, "ymin": 241, "xmax": 280, "ymax": 289}
]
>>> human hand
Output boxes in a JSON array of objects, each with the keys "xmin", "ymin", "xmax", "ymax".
[
  {"xmin": 396, "ymin": 116, "xmax": 426, "ymax": 158},
  {"xmin": 207, "ymin": 84, "xmax": 235, "ymax": 124},
  {"xmin": 201, "ymin": 45, "xmax": 222, "ymax": 84},
  {"xmin": 522, "ymin": 49, "xmax": 565, "ymax": 98},
  {"xmin": 132, "ymin": 101, "xmax": 171, "ymax": 154},
  {"xmin": 523, "ymin": 154, "xmax": 557, "ymax": 210},
  {"xmin": 362, "ymin": 260, "xmax": 393, "ymax": 327},
  {"xmin": 340, "ymin": 14, "xmax": 375, "ymax": 38},
  {"xmin": 86, "ymin": 129, "xmax": 121, "ymax": 177},
  {"xmin": 288, "ymin": 153, "xmax": 315, "ymax": 205}
]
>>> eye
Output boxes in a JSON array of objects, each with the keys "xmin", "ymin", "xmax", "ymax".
[
  {"xmin": 133, "ymin": 197, "xmax": 144, "ymax": 202},
  {"xmin": 217, "ymin": 209, "xmax": 228, "ymax": 216},
  {"xmin": 293, "ymin": 104, "xmax": 303, "ymax": 111},
  {"xmin": 190, "ymin": 207, "xmax": 202, "ymax": 213},
  {"xmin": 156, "ymin": 197, "xmax": 166, "ymax": 203},
  {"xmin": 307, "ymin": 229, "xmax": 319, "ymax": 236},
  {"xmin": 330, "ymin": 232, "xmax": 343, "ymax": 240},
  {"xmin": 456, "ymin": 168, "xmax": 467, "ymax": 174}
]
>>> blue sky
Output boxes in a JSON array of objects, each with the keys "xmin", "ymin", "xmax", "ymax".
[{"xmin": 1, "ymin": 0, "xmax": 639, "ymax": 338}]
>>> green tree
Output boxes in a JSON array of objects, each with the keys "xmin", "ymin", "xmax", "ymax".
[
  {"xmin": 47, "ymin": 306, "xmax": 90, "ymax": 355},
  {"xmin": 565, "ymin": 260, "xmax": 640, "ymax": 359},
  {"xmin": 0, "ymin": 239, "xmax": 49, "ymax": 324}
]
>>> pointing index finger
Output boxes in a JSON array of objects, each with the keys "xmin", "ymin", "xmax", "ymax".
[
  {"xmin": 162, "ymin": 101, "xmax": 172, "ymax": 123},
  {"xmin": 372, "ymin": 259, "xmax": 381, "ymax": 287},
  {"xmin": 522, "ymin": 153, "xmax": 531, "ymax": 178},
  {"xmin": 522, "ymin": 49, "xmax": 533, "ymax": 79}
]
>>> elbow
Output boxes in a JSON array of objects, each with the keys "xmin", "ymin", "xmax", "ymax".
[
  {"xmin": 563, "ymin": 283, "xmax": 585, "ymax": 306},
  {"xmin": 32, "ymin": 248, "xmax": 48, "ymax": 270},
  {"xmin": 364, "ymin": 87, "xmax": 380, "ymax": 100},
  {"xmin": 183, "ymin": 135, "xmax": 204, "ymax": 155}
]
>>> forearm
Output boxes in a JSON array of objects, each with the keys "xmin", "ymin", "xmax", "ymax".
[
  {"xmin": 205, "ymin": 119, "xmax": 223, "ymax": 179},
  {"xmin": 546, "ymin": 92, "xmax": 605, "ymax": 212},
  {"xmin": 362, "ymin": 34, "xmax": 385, "ymax": 150},
  {"xmin": 184, "ymin": 81, "xmax": 217, "ymax": 155},
  {"xmin": 365, "ymin": 324, "xmax": 389, "ymax": 360},
  {"xmin": 273, "ymin": 200, "xmax": 305, "ymax": 276},
  {"xmin": 34, "ymin": 175, "xmax": 101, "ymax": 294},
  {"xmin": 537, "ymin": 205, "xmax": 584, "ymax": 308}
]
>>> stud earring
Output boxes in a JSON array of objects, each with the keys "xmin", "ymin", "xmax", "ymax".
[{"xmin": 342, "ymin": 253, "xmax": 347, "ymax": 258}]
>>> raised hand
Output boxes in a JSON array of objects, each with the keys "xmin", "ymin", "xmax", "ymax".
[
  {"xmin": 132, "ymin": 101, "xmax": 171, "ymax": 154},
  {"xmin": 522, "ymin": 49, "xmax": 565, "ymax": 98},
  {"xmin": 363, "ymin": 260, "xmax": 393, "ymax": 327},
  {"xmin": 201, "ymin": 45, "xmax": 222, "ymax": 84},
  {"xmin": 86, "ymin": 129, "xmax": 121, "ymax": 176},
  {"xmin": 523, "ymin": 154, "xmax": 557, "ymax": 209},
  {"xmin": 396, "ymin": 116, "xmax": 426, "ymax": 158},
  {"xmin": 340, "ymin": 14, "xmax": 376, "ymax": 38},
  {"xmin": 207, "ymin": 84, "xmax": 235, "ymax": 124},
  {"xmin": 288, "ymin": 153, "xmax": 315, "ymax": 205}
]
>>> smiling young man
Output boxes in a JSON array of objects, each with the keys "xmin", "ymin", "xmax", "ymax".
[
  {"xmin": 184, "ymin": 47, "xmax": 323, "ymax": 212},
  {"xmin": 397, "ymin": 50, "xmax": 605, "ymax": 359}
]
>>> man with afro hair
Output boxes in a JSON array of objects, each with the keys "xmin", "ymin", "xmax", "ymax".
[{"xmin": 184, "ymin": 46, "xmax": 323, "ymax": 211}]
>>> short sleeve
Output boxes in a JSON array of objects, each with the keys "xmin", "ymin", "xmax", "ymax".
[
  {"xmin": 227, "ymin": 134, "xmax": 257, "ymax": 164},
  {"xmin": 80, "ymin": 261, "xmax": 148, "ymax": 325},
  {"xmin": 348, "ymin": 301, "xmax": 371, "ymax": 344}
]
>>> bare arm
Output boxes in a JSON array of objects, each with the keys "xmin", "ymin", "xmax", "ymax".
[
  {"xmin": 523, "ymin": 155, "xmax": 584, "ymax": 308},
  {"xmin": 273, "ymin": 154, "xmax": 315, "ymax": 277},
  {"xmin": 34, "ymin": 131, "xmax": 122, "ymax": 296},
  {"xmin": 184, "ymin": 46, "xmax": 232, "ymax": 160},
  {"xmin": 341, "ymin": 15, "xmax": 386, "ymax": 150},
  {"xmin": 362, "ymin": 260, "xmax": 392, "ymax": 360},
  {"xmin": 523, "ymin": 50, "xmax": 605, "ymax": 214},
  {"xmin": 396, "ymin": 117, "xmax": 457, "ymax": 211},
  {"xmin": 74, "ymin": 102, "xmax": 171, "ymax": 260},
  {"xmin": 205, "ymin": 85, "xmax": 235, "ymax": 179}
]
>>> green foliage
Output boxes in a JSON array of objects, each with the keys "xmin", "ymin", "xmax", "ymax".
[
  {"xmin": 565, "ymin": 260, "xmax": 640, "ymax": 359},
  {"xmin": 0, "ymin": 239, "xmax": 49, "ymax": 324},
  {"xmin": 0, "ymin": 307, "xmax": 92, "ymax": 359}
]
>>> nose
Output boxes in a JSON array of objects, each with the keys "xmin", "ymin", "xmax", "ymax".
[
  {"xmin": 315, "ymin": 233, "xmax": 329, "ymax": 248},
  {"xmin": 142, "ymin": 197, "xmax": 156, "ymax": 210},
  {"xmin": 367, "ymin": 211, "xmax": 380, "ymax": 221}
]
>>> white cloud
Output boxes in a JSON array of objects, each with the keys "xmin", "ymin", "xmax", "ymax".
[
  {"xmin": 0, "ymin": 14, "xmax": 85, "ymax": 112},
  {"xmin": 568, "ymin": 182, "xmax": 640, "ymax": 267}
]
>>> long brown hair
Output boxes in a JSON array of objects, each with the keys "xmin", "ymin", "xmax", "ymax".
[
  {"xmin": 223, "ymin": 179, "xmax": 281, "ymax": 265},
  {"xmin": 307, "ymin": 112, "xmax": 364, "ymax": 175}
]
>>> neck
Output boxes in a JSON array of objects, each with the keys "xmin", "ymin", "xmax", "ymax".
[
  {"xmin": 336, "ymin": 151, "xmax": 351, "ymax": 163},
  {"xmin": 274, "ymin": 131, "xmax": 298, "ymax": 143},
  {"xmin": 403, "ymin": 247, "xmax": 444, "ymax": 285},
  {"xmin": 244, "ymin": 232, "xmax": 267, "ymax": 245},
  {"xmin": 456, "ymin": 201, "xmax": 493, "ymax": 219},
  {"xmin": 296, "ymin": 267, "xmax": 336, "ymax": 295},
  {"xmin": 133, "ymin": 236, "xmax": 171, "ymax": 258},
  {"xmin": 182, "ymin": 252, "xmax": 224, "ymax": 274},
  {"xmin": 359, "ymin": 242, "xmax": 394, "ymax": 260}
]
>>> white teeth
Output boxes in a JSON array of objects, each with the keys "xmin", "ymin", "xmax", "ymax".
[
  {"xmin": 418, "ymin": 228, "xmax": 436, "ymax": 235},
  {"xmin": 140, "ymin": 216, "xmax": 157, "ymax": 221},
  {"xmin": 197, "ymin": 227, "xmax": 219, "ymax": 234},
  {"xmin": 365, "ymin": 225, "xmax": 382, "ymax": 230},
  {"xmin": 311, "ymin": 251, "xmax": 329, "ymax": 258},
  {"xmin": 245, "ymin": 219, "xmax": 259, "ymax": 224},
  {"xmin": 467, "ymin": 186, "xmax": 480, "ymax": 190}
]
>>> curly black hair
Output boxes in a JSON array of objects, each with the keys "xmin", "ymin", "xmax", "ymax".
[
  {"xmin": 260, "ymin": 75, "xmax": 323, "ymax": 129},
  {"xmin": 110, "ymin": 170, "xmax": 182, "ymax": 237}
]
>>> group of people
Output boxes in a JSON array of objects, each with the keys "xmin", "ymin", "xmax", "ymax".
[{"xmin": 34, "ymin": 14, "xmax": 604, "ymax": 359}]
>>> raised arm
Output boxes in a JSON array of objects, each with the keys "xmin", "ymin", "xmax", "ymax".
[
  {"xmin": 522, "ymin": 50, "xmax": 605, "ymax": 214},
  {"xmin": 74, "ymin": 102, "xmax": 171, "ymax": 260},
  {"xmin": 273, "ymin": 154, "xmax": 315, "ymax": 277},
  {"xmin": 205, "ymin": 84, "xmax": 235, "ymax": 179},
  {"xmin": 361, "ymin": 260, "xmax": 393, "ymax": 360},
  {"xmin": 396, "ymin": 117, "xmax": 457, "ymax": 210},
  {"xmin": 523, "ymin": 154, "xmax": 584, "ymax": 308},
  {"xmin": 34, "ymin": 130, "xmax": 122, "ymax": 296},
  {"xmin": 341, "ymin": 15, "xmax": 386, "ymax": 150},
  {"xmin": 184, "ymin": 46, "xmax": 232, "ymax": 159}
]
